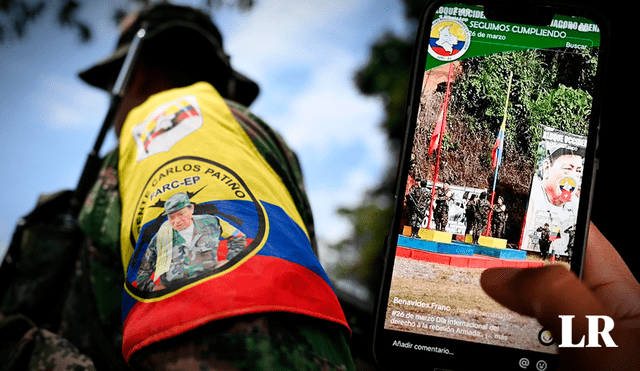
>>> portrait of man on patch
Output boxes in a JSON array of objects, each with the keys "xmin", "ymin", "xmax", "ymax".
[{"xmin": 136, "ymin": 192, "xmax": 247, "ymax": 292}]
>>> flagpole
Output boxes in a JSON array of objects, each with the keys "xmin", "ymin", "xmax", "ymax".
[
  {"xmin": 486, "ymin": 71, "xmax": 513, "ymax": 235},
  {"xmin": 427, "ymin": 63, "xmax": 454, "ymax": 229}
]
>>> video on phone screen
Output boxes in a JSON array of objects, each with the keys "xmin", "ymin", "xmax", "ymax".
[{"xmin": 384, "ymin": 3, "xmax": 600, "ymax": 354}]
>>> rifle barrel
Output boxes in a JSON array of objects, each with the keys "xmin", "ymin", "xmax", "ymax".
[{"xmin": 71, "ymin": 25, "xmax": 148, "ymax": 216}]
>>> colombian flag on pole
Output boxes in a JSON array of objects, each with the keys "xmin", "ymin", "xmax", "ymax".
[
  {"xmin": 492, "ymin": 121, "xmax": 505, "ymax": 169},
  {"xmin": 117, "ymin": 82, "xmax": 349, "ymax": 363},
  {"xmin": 492, "ymin": 71, "xmax": 513, "ymax": 171}
]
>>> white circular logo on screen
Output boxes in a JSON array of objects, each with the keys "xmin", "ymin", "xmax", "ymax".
[{"xmin": 428, "ymin": 18, "xmax": 471, "ymax": 61}]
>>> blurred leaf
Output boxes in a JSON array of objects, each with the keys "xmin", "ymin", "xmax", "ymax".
[
  {"xmin": 57, "ymin": 0, "xmax": 91, "ymax": 42},
  {"xmin": 0, "ymin": 0, "xmax": 257, "ymax": 44},
  {"xmin": 0, "ymin": 0, "xmax": 45, "ymax": 42}
]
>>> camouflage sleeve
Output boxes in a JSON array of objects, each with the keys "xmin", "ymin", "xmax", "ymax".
[
  {"xmin": 225, "ymin": 234, "xmax": 246, "ymax": 260},
  {"xmin": 0, "ymin": 314, "xmax": 97, "ymax": 371},
  {"xmin": 225, "ymin": 100, "xmax": 317, "ymax": 254},
  {"xmin": 137, "ymin": 238, "xmax": 157, "ymax": 291}
]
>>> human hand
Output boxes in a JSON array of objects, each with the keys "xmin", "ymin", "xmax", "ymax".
[{"xmin": 480, "ymin": 223, "xmax": 640, "ymax": 370}]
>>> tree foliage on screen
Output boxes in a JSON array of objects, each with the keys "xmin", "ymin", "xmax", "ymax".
[{"xmin": 450, "ymin": 48, "xmax": 595, "ymax": 160}]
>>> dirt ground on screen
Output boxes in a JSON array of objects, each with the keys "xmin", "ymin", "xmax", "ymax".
[{"xmin": 385, "ymin": 257, "xmax": 558, "ymax": 354}]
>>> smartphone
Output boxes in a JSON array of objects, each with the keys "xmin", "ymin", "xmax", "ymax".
[{"xmin": 371, "ymin": 1, "xmax": 607, "ymax": 370}]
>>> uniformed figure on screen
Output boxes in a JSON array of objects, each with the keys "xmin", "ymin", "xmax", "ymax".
[
  {"xmin": 537, "ymin": 223, "xmax": 552, "ymax": 260},
  {"xmin": 491, "ymin": 196, "xmax": 507, "ymax": 239},
  {"xmin": 434, "ymin": 183, "xmax": 452, "ymax": 232},
  {"xmin": 464, "ymin": 193, "xmax": 477, "ymax": 236},
  {"xmin": 472, "ymin": 191, "xmax": 491, "ymax": 244},
  {"xmin": 406, "ymin": 180, "xmax": 430, "ymax": 238},
  {"xmin": 137, "ymin": 192, "xmax": 247, "ymax": 291},
  {"xmin": 564, "ymin": 224, "xmax": 576, "ymax": 263}
]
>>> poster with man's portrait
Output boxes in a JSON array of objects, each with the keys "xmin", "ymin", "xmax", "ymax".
[{"xmin": 521, "ymin": 125, "xmax": 587, "ymax": 256}]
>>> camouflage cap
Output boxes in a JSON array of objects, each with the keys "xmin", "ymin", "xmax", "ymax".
[
  {"xmin": 78, "ymin": 3, "xmax": 259, "ymax": 106},
  {"xmin": 162, "ymin": 193, "xmax": 192, "ymax": 216}
]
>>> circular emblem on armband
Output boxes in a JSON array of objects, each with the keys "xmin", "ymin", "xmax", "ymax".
[{"xmin": 125, "ymin": 156, "xmax": 266, "ymax": 300}]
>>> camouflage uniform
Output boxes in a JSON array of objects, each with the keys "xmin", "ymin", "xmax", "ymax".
[
  {"xmin": 491, "ymin": 198, "xmax": 507, "ymax": 239},
  {"xmin": 472, "ymin": 194, "xmax": 491, "ymax": 244},
  {"xmin": 60, "ymin": 149, "xmax": 128, "ymax": 371},
  {"xmin": 129, "ymin": 313, "xmax": 351, "ymax": 371},
  {"xmin": 464, "ymin": 195, "xmax": 477, "ymax": 236},
  {"xmin": 406, "ymin": 182, "xmax": 430, "ymax": 237},
  {"xmin": 0, "ymin": 150, "xmax": 124, "ymax": 369},
  {"xmin": 433, "ymin": 186, "xmax": 451, "ymax": 232},
  {"xmin": 564, "ymin": 225, "xmax": 575, "ymax": 263},
  {"xmin": 537, "ymin": 224, "xmax": 552, "ymax": 260},
  {"xmin": 0, "ymin": 314, "xmax": 97, "ymax": 371},
  {"xmin": 137, "ymin": 214, "xmax": 246, "ymax": 291}
]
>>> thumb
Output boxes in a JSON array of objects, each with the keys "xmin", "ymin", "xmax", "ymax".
[
  {"xmin": 481, "ymin": 265, "xmax": 637, "ymax": 370},
  {"xmin": 481, "ymin": 265, "xmax": 606, "ymax": 323}
]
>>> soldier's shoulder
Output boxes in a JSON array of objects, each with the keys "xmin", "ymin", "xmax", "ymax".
[{"xmin": 193, "ymin": 214, "xmax": 220, "ymax": 226}]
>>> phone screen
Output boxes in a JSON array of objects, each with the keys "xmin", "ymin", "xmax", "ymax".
[{"xmin": 377, "ymin": 1, "xmax": 603, "ymax": 369}]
